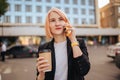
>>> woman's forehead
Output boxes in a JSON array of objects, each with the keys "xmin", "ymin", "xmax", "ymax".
[{"xmin": 49, "ymin": 12, "xmax": 61, "ymax": 18}]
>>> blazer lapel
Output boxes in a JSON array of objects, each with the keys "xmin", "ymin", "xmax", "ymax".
[
  {"xmin": 66, "ymin": 37, "xmax": 73, "ymax": 80},
  {"xmin": 45, "ymin": 39, "xmax": 56, "ymax": 80}
]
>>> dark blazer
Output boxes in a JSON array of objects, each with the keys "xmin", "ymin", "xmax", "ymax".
[{"xmin": 37, "ymin": 38, "xmax": 90, "ymax": 80}]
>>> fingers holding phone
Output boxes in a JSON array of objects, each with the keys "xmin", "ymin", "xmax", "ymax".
[
  {"xmin": 63, "ymin": 23, "xmax": 75, "ymax": 36},
  {"xmin": 63, "ymin": 23, "xmax": 72, "ymax": 36},
  {"xmin": 63, "ymin": 23, "xmax": 77, "ymax": 42}
]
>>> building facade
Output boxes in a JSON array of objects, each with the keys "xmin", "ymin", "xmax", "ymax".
[
  {"xmin": 100, "ymin": 0, "xmax": 120, "ymax": 44},
  {"xmin": 1, "ymin": 0, "xmax": 98, "ymax": 27},
  {"xmin": 0, "ymin": 0, "xmax": 120, "ymax": 45},
  {"xmin": 100, "ymin": 0, "xmax": 120, "ymax": 28},
  {"xmin": 0, "ymin": 0, "xmax": 100, "ymax": 45}
]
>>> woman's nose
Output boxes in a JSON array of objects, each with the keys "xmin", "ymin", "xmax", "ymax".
[{"xmin": 55, "ymin": 20, "xmax": 60, "ymax": 25}]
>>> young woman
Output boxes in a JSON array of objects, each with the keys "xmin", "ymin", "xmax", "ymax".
[{"xmin": 36, "ymin": 8, "xmax": 90, "ymax": 80}]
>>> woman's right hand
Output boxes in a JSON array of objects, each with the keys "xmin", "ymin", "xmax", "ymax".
[{"xmin": 36, "ymin": 57, "xmax": 50, "ymax": 80}]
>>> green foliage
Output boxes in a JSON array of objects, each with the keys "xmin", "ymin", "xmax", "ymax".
[{"xmin": 0, "ymin": 0, "xmax": 9, "ymax": 17}]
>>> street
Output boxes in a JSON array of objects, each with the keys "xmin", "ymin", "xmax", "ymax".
[
  {"xmin": 86, "ymin": 46, "xmax": 120, "ymax": 80},
  {"xmin": 0, "ymin": 46, "xmax": 120, "ymax": 80},
  {"xmin": 0, "ymin": 58, "xmax": 36, "ymax": 80}
]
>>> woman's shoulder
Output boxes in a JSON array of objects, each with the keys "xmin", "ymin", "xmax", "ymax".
[{"xmin": 38, "ymin": 40, "xmax": 53, "ymax": 51}]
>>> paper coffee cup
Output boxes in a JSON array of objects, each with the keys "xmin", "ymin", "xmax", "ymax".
[{"xmin": 39, "ymin": 49, "xmax": 52, "ymax": 72}]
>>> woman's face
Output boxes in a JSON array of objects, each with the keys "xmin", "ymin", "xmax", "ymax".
[{"xmin": 49, "ymin": 12, "xmax": 66, "ymax": 36}]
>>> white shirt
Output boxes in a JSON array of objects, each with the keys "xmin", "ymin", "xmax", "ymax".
[{"xmin": 54, "ymin": 40, "xmax": 68, "ymax": 80}]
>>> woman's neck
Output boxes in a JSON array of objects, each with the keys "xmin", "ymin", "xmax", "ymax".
[{"xmin": 54, "ymin": 35, "xmax": 66, "ymax": 43}]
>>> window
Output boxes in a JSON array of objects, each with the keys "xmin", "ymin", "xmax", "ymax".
[
  {"xmin": 74, "ymin": 18, "xmax": 78, "ymax": 24},
  {"xmin": 15, "ymin": 4, "xmax": 21, "ymax": 12},
  {"xmin": 26, "ymin": 0, "xmax": 32, "ymax": 1},
  {"xmin": 118, "ymin": 7, "xmax": 120, "ymax": 13},
  {"xmin": 81, "ymin": 0, "xmax": 86, "ymax": 5},
  {"xmin": 56, "ymin": 6, "xmax": 61, "ymax": 9},
  {"xmin": 15, "ymin": 16, "xmax": 21, "ymax": 23},
  {"xmin": 65, "ymin": 8, "xmax": 69, "ymax": 14},
  {"xmin": 46, "ymin": 0, "xmax": 51, "ymax": 2},
  {"xmin": 55, "ymin": 0, "xmax": 60, "ymax": 3},
  {"xmin": 15, "ymin": 0, "xmax": 21, "ymax": 1},
  {"xmin": 25, "ymin": 5, "xmax": 32, "ymax": 12},
  {"xmin": 36, "ymin": 17, "xmax": 42, "ymax": 23},
  {"xmin": 89, "ymin": 9, "xmax": 94, "ymax": 15},
  {"xmin": 81, "ymin": 8, "xmax": 86, "ymax": 14},
  {"xmin": 73, "ymin": 0, "xmax": 77, "ymax": 4},
  {"xmin": 73, "ymin": 8, "xmax": 78, "ymax": 14},
  {"xmin": 64, "ymin": 0, "xmax": 69, "ymax": 4},
  {"xmin": 81, "ymin": 18, "xmax": 86, "ymax": 24},
  {"xmin": 26, "ymin": 16, "xmax": 32, "ymax": 23},
  {"xmin": 89, "ymin": 0, "xmax": 94, "ymax": 6},
  {"xmin": 36, "ymin": 6, "xmax": 42, "ymax": 12},
  {"xmin": 7, "ymin": 5, "xmax": 10, "ymax": 11},
  {"xmin": 36, "ymin": 0, "xmax": 42, "ymax": 2},
  {"xmin": 118, "ymin": 18, "xmax": 120, "ymax": 27},
  {"xmin": 89, "ymin": 18, "xmax": 95, "ymax": 24},
  {"xmin": 46, "ymin": 6, "xmax": 51, "ymax": 12},
  {"xmin": 4, "ymin": 16, "xmax": 10, "ymax": 23}
]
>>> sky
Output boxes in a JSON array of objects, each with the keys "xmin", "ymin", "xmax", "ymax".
[{"xmin": 98, "ymin": 0, "xmax": 110, "ymax": 8}]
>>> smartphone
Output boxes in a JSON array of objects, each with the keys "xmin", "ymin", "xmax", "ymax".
[{"xmin": 64, "ymin": 26, "xmax": 71, "ymax": 36}]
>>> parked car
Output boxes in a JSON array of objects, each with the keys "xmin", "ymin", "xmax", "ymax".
[
  {"xmin": 107, "ymin": 42, "xmax": 120, "ymax": 69},
  {"xmin": 107, "ymin": 42, "xmax": 120, "ymax": 59},
  {"xmin": 5, "ymin": 45, "xmax": 38, "ymax": 58},
  {"xmin": 115, "ymin": 53, "xmax": 120, "ymax": 69}
]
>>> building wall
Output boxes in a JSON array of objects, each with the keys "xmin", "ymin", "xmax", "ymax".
[
  {"xmin": 100, "ymin": 0, "xmax": 120, "ymax": 28},
  {"xmin": 0, "ymin": 0, "xmax": 98, "ymax": 27},
  {"xmin": 110, "ymin": 0, "xmax": 120, "ymax": 3}
]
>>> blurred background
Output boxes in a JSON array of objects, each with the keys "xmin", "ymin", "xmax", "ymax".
[{"xmin": 0, "ymin": 0, "xmax": 120, "ymax": 80}]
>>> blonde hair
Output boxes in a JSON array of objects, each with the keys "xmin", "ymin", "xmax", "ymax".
[{"xmin": 45, "ymin": 7, "xmax": 71, "ymax": 40}]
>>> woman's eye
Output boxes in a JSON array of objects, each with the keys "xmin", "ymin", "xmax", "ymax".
[
  {"xmin": 59, "ymin": 18, "xmax": 64, "ymax": 21},
  {"xmin": 50, "ymin": 19, "xmax": 55, "ymax": 22}
]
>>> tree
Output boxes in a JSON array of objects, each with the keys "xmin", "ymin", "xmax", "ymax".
[{"xmin": 0, "ymin": 0, "xmax": 9, "ymax": 18}]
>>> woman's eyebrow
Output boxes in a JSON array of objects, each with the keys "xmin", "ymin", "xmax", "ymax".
[
  {"xmin": 49, "ymin": 18, "xmax": 55, "ymax": 20},
  {"xmin": 59, "ymin": 17, "xmax": 63, "ymax": 19}
]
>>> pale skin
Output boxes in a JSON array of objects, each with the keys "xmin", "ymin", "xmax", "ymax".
[{"xmin": 36, "ymin": 12, "xmax": 83, "ymax": 80}]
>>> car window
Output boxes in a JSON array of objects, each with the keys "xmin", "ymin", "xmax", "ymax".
[
  {"xmin": 11, "ymin": 46, "xmax": 20, "ymax": 50},
  {"xmin": 22, "ymin": 46, "xmax": 30, "ymax": 51},
  {"xmin": 9, "ymin": 46, "xmax": 24, "ymax": 51}
]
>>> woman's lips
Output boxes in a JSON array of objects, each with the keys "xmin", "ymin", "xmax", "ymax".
[{"xmin": 55, "ymin": 28, "xmax": 62, "ymax": 30}]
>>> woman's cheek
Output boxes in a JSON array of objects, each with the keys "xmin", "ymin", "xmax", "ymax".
[{"xmin": 50, "ymin": 27, "xmax": 55, "ymax": 34}]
